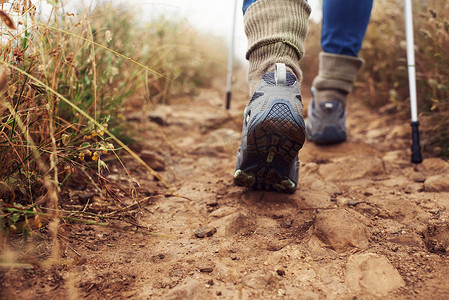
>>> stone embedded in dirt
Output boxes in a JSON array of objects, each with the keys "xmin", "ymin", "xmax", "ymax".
[
  {"xmin": 139, "ymin": 150, "xmax": 165, "ymax": 171},
  {"xmin": 346, "ymin": 253, "xmax": 405, "ymax": 297},
  {"xmin": 412, "ymin": 174, "xmax": 427, "ymax": 183},
  {"xmin": 318, "ymin": 155, "xmax": 384, "ymax": 182},
  {"xmin": 78, "ymin": 192, "xmax": 95, "ymax": 204},
  {"xmin": 422, "ymin": 223, "xmax": 449, "ymax": 254},
  {"xmin": 147, "ymin": 112, "xmax": 166, "ymax": 126},
  {"xmin": 420, "ymin": 158, "xmax": 449, "ymax": 171},
  {"xmin": 163, "ymin": 279, "xmax": 207, "ymax": 300},
  {"xmin": 314, "ymin": 209, "xmax": 369, "ymax": 253},
  {"xmin": 424, "ymin": 174, "xmax": 449, "ymax": 192},
  {"xmin": 242, "ymin": 271, "xmax": 274, "ymax": 290},
  {"xmin": 199, "ymin": 266, "xmax": 214, "ymax": 273},
  {"xmin": 280, "ymin": 219, "xmax": 293, "ymax": 228},
  {"xmin": 209, "ymin": 207, "xmax": 238, "ymax": 218},
  {"xmin": 276, "ymin": 268, "xmax": 286, "ymax": 276},
  {"xmin": 194, "ymin": 226, "xmax": 217, "ymax": 238},
  {"xmin": 224, "ymin": 213, "xmax": 257, "ymax": 237}
]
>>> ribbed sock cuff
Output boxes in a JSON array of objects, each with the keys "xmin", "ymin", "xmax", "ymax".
[
  {"xmin": 245, "ymin": 0, "xmax": 311, "ymax": 95},
  {"xmin": 312, "ymin": 52, "xmax": 363, "ymax": 95}
]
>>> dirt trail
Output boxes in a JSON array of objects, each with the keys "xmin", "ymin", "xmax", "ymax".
[{"xmin": 3, "ymin": 73, "xmax": 449, "ymax": 299}]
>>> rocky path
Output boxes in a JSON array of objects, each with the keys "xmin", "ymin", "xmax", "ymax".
[{"xmin": 3, "ymin": 74, "xmax": 449, "ymax": 299}]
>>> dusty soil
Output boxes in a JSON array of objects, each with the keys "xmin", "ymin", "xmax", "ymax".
[{"xmin": 2, "ymin": 72, "xmax": 449, "ymax": 299}]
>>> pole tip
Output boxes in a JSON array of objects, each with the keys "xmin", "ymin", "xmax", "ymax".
[
  {"xmin": 411, "ymin": 121, "xmax": 423, "ymax": 164},
  {"xmin": 226, "ymin": 91, "xmax": 231, "ymax": 110}
]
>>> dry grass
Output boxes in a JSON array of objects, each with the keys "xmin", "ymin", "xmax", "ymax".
[
  {"xmin": 356, "ymin": 0, "xmax": 449, "ymax": 156},
  {"xmin": 0, "ymin": 0, "xmax": 227, "ymax": 246}
]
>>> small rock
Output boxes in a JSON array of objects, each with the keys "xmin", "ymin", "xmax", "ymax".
[
  {"xmin": 194, "ymin": 226, "xmax": 217, "ymax": 238},
  {"xmin": 314, "ymin": 209, "xmax": 369, "ymax": 253},
  {"xmin": 412, "ymin": 175, "xmax": 427, "ymax": 183},
  {"xmin": 280, "ymin": 219, "xmax": 293, "ymax": 228},
  {"xmin": 276, "ymin": 268, "xmax": 286, "ymax": 276},
  {"xmin": 78, "ymin": 192, "xmax": 95, "ymax": 204},
  {"xmin": 242, "ymin": 271, "xmax": 273, "ymax": 289},
  {"xmin": 147, "ymin": 113, "xmax": 166, "ymax": 126},
  {"xmin": 225, "ymin": 213, "xmax": 256, "ymax": 236},
  {"xmin": 199, "ymin": 266, "xmax": 214, "ymax": 273},
  {"xmin": 346, "ymin": 253, "xmax": 405, "ymax": 297},
  {"xmin": 424, "ymin": 174, "xmax": 449, "ymax": 192},
  {"xmin": 139, "ymin": 150, "xmax": 165, "ymax": 171},
  {"xmin": 347, "ymin": 199, "xmax": 361, "ymax": 206},
  {"xmin": 420, "ymin": 158, "xmax": 449, "ymax": 171}
]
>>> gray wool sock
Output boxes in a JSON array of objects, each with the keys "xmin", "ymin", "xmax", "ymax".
[
  {"xmin": 312, "ymin": 52, "xmax": 364, "ymax": 106},
  {"xmin": 244, "ymin": 0, "xmax": 311, "ymax": 96}
]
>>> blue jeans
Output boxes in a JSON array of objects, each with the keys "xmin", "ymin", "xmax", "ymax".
[{"xmin": 242, "ymin": 0, "xmax": 373, "ymax": 57}]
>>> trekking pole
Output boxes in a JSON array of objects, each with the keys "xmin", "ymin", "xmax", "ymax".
[
  {"xmin": 226, "ymin": 0, "xmax": 238, "ymax": 110},
  {"xmin": 404, "ymin": 0, "xmax": 423, "ymax": 163}
]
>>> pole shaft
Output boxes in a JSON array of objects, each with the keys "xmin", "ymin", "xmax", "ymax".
[
  {"xmin": 404, "ymin": 0, "xmax": 418, "ymax": 122},
  {"xmin": 404, "ymin": 0, "xmax": 423, "ymax": 163},
  {"xmin": 226, "ymin": 0, "xmax": 238, "ymax": 109}
]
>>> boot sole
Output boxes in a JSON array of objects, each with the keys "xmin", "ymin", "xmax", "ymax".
[{"xmin": 234, "ymin": 101, "xmax": 305, "ymax": 193}]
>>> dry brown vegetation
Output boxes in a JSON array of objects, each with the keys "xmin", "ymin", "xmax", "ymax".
[{"xmin": 0, "ymin": 1, "xmax": 227, "ymax": 239}]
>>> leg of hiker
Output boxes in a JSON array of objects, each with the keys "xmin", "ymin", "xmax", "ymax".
[
  {"xmin": 234, "ymin": 0, "xmax": 311, "ymax": 192},
  {"xmin": 306, "ymin": 0, "xmax": 373, "ymax": 144}
]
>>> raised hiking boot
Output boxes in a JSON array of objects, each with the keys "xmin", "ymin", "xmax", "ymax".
[
  {"xmin": 234, "ymin": 63, "xmax": 306, "ymax": 193},
  {"xmin": 305, "ymin": 88, "xmax": 347, "ymax": 144}
]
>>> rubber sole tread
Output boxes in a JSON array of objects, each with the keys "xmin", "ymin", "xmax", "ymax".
[{"xmin": 234, "ymin": 103, "xmax": 305, "ymax": 193}]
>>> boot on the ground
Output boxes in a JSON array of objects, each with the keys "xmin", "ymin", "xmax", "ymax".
[
  {"xmin": 234, "ymin": 0, "xmax": 310, "ymax": 192},
  {"xmin": 305, "ymin": 52, "xmax": 363, "ymax": 144}
]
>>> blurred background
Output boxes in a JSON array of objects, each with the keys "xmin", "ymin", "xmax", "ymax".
[{"xmin": 37, "ymin": 0, "xmax": 323, "ymax": 64}]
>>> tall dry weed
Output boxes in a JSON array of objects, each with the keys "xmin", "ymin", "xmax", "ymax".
[
  {"xmin": 0, "ymin": 0, "xmax": 228, "ymax": 242},
  {"xmin": 356, "ymin": 0, "xmax": 449, "ymax": 156}
]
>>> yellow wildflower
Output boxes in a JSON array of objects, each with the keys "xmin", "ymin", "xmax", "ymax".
[{"xmin": 92, "ymin": 152, "xmax": 99, "ymax": 161}]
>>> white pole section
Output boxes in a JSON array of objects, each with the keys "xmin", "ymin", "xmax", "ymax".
[
  {"xmin": 404, "ymin": 0, "xmax": 418, "ymax": 122},
  {"xmin": 404, "ymin": 0, "xmax": 423, "ymax": 163},
  {"xmin": 226, "ymin": 0, "xmax": 238, "ymax": 109}
]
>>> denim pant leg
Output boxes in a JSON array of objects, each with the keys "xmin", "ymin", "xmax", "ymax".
[
  {"xmin": 243, "ymin": 0, "xmax": 309, "ymax": 13},
  {"xmin": 321, "ymin": 0, "xmax": 373, "ymax": 57},
  {"xmin": 243, "ymin": 0, "xmax": 257, "ymax": 13}
]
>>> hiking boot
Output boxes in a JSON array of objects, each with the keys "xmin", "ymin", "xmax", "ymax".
[
  {"xmin": 305, "ymin": 88, "xmax": 347, "ymax": 144},
  {"xmin": 234, "ymin": 63, "xmax": 306, "ymax": 193}
]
